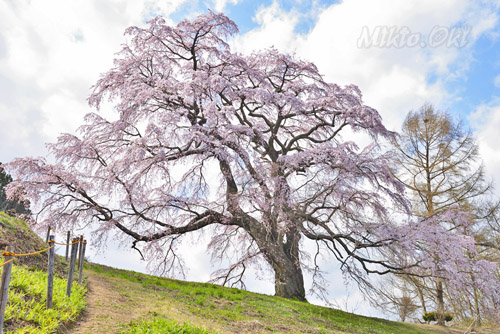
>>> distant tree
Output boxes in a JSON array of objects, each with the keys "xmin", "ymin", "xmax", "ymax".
[
  {"xmin": 5, "ymin": 13, "xmax": 500, "ymax": 305},
  {"xmin": 399, "ymin": 295, "xmax": 419, "ymax": 323},
  {"xmin": 394, "ymin": 105, "xmax": 490, "ymax": 218},
  {"xmin": 0, "ymin": 162, "xmax": 29, "ymax": 215},
  {"xmin": 368, "ymin": 275, "xmax": 419, "ymax": 322},
  {"xmin": 386, "ymin": 105, "xmax": 499, "ymax": 325}
]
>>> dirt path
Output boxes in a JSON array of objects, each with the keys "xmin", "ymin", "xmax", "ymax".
[
  {"xmin": 67, "ymin": 271, "xmax": 140, "ymax": 334},
  {"xmin": 64, "ymin": 268, "xmax": 213, "ymax": 334}
]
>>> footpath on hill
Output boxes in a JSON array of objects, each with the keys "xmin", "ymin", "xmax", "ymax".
[
  {"xmin": 66, "ymin": 271, "xmax": 139, "ymax": 333},
  {"xmin": 66, "ymin": 266, "xmax": 222, "ymax": 334}
]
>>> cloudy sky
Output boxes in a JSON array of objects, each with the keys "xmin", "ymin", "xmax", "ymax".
[{"xmin": 1, "ymin": 0, "xmax": 500, "ymax": 318}]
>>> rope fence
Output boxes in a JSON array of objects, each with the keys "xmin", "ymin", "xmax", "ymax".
[
  {"xmin": 0, "ymin": 259, "xmax": 13, "ymax": 269},
  {"xmin": 3, "ymin": 244, "xmax": 56, "ymax": 258},
  {"xmin": 51, "ymin": 239, "xmax": 80, "ymax": 246},
  {"xmin": 0, "ymin": 227, "xmax": 88, "ymax": 334}
]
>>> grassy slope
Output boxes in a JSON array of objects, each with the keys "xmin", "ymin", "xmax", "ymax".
[
  {"xmin": 0, "ymin": 212, "xmax": 86, "ymax": 333},
  {"xmin": 0, "ymin": 212, "xmax": 66, "ymax": 275},
  {"xmin": 87, "ymin": 263, "xmax": 448, "ymax": 334}
]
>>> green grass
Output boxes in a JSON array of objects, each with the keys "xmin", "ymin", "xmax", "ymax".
[
  {"xmin": 3, "ymin": 265, "xmax": 86, "ymax": 333},
  {"xmin": 120, "ymin": 314, "xmax": 218, "ymax": 334},
  {"xmin": 88, "ymin": 263, "xmax": 444, "ymax": 334},
  {"xmin": 0, "ymin": 211, "xmax": 31, "ymax": 233},
  {"xmin": 0, "ymin": 212, "xmax": 67, "ymax": 276}
]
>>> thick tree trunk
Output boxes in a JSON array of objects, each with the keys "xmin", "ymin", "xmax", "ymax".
[
  {"xmin": 251, "ymin": 225, "xmax": 306, "ymax": 301},
  {"xmin": 272, "ymin": 255, "xmax": 306, "ymax": 301}
]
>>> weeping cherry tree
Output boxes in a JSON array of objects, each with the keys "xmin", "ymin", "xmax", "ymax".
[{"xmin": 6, "ymin": 12, "xmax": 500, "ymax": 304}]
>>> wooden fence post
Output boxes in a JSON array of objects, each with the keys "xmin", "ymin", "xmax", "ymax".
[
  {"xmin": 65, "ymin": 231, "xmax": 70, "ymax": 262},
  {"xmin": 78, "ymin": 240, "xmax": 87, "ymax": 285},
  {"xmin": 46, "ymin": 236, "xmax": 55, "ymax": 309},
  {"xmin": 66, "ymin": 239, "xmax": 78, "ymax": 297},
  {"xmin": 77, "ymin": 235, "xmax": 83, "ymax": 267},
  {"xmin": 0, "ymin": 246, "xmax": 13, "ymax": 334},
  {"xmin": 45, "ymin": 226, "xmax": 51, "ymax": 243}
]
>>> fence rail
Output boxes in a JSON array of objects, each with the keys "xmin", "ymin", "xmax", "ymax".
[{"xmin": 0, "ymin": 228, "xmax": 87, "ymax": 334}]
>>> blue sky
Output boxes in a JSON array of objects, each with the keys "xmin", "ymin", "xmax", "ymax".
[
  {"xmin": 448, "ymin": 33, "xmax": 500, "ymax": 118},
  {"xmin": 1, "ymin": 0, "xmax": 500, "ymax": 319},
  {"xmin": 173, "ymin": 0, "xmax": 339, "ymax": 34}
]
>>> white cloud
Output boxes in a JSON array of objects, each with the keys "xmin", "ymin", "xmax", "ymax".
[
  {"xmin": 495, "ymin": 74, "xmax": 500, "ymax": 88},
  {"xmin": 231, "ymin": 0, "xmax": 498, "ymax": 131},
  {"xmin": 40, "ymin": 90, "xmax": 90, "ymax": 138},
  {"xmin": 469, "ymin": 100, "xmax": 500, "ymax": 193},
  {"xmin": 212, "ymin": 0, "xmax": 240, "ymax": 12},
  {"xmin": 231, "ymin": 2, "xmax": 302, "ymax": 54},
  {"xmin": 0, "ymin": 0, "xmax": 186, "ymax": 163}
]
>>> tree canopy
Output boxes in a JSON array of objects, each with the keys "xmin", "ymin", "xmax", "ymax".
[{"xmin": 5, "ymin": 12, "xmax": 500, "ymax": 306}]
